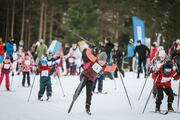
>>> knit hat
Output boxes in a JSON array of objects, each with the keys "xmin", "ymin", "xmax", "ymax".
[
  {"xmin": 98, "ymin": 52, "xmax": 107, "ymax": 62},
  {"xmin": 129, "ymin": 39, "xmax": 134, "ymax": 44},
  {"xmin": 41, "ymin": 59, "xmax": 48, "ymax": 65},
  {"xmin": 163, "ymin": 62, "xmax": 173, "ymax": 75},
  {"xmin": 25, "ymin": 52, "xmax": 29, "ymax": 56},
  {"xmin": 137, "ymin": 40, "xmax": 141, "ymax": 43}
]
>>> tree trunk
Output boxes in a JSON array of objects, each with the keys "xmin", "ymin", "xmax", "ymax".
[
  {"xmin": 11, "ymin": 0, "xmax": 15, "ymax": 38},
  {"xmin": 43, "ymin": 0, "xmax": 47, "ymax": 42},
  {"xmin": 20, "ymin": 0, "xmax": 25, "ymax": 41},
  {"xmin": 28, "ymin": 23, "xmax": 31, "ymax": 50},
  {"xmin": 38, "ymin": 0, "xmax": 44, "ymax": 41},
  {"xmin": 5, "ymin": 6, "xmax": 10, "ymax": 41},
  {"xmin": 25, "ymin": 19, "xmax": 29, "ymax": 51},
  {"xmin": 115, "ymin": 11, "xmax": 119, "ymax": 41},
  {"xmin": 49, "ymin": 8, "xmax": 54, "ymax": 44}
]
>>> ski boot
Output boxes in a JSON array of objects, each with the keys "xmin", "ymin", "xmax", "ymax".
[
  {"xmin": 46, "ymin": 95, "xmax": 51, "ymax": 101},
  {"xmin": 38, "ymin": 96, "xmax": 43, "ymax": 101},
  {"xmin": 155, "ymin": 104, "xmax": 161, "ymax": 112},
  {"xmin": 168, "ymin": 103, "xmax": 174, "ymax": 112},
  {"xmin": 85, "ymin": 104, "xmax": 92, "ymax": 115},
  {"xmin": 155, "ymin": 107, "xmax": 161, "ymax": 112}
]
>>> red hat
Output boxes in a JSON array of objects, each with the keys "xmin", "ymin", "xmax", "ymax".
[
  {"xmin": 25, "ymin": 52, "xmax": 29, "ymax": 56},
  {"xmin": 5, "ymin": 56, "xmax": 10, "ymax": 59}
]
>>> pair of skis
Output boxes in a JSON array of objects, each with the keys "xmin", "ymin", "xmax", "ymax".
[{"xmin": 151, "ymin": 110, "xmax": 180, "ymax": 115}]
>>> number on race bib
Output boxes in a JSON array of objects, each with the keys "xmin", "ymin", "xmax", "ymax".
[
  {"xmin": 92, "ymin": 62, "xmax": 102, "ymax": 74},
  {"xmin": 161, "ymin": 77, "xmax": 172, "ymax": 83},
  {"xmin": 41, "ymin": 70, "xmax": 49, "ymax": 77},
  {"xmin": 69, "ymin": 58, "xmax": 74, "ymax": 63},
  {"xmin": 48, "ymin": 61, "xmax": 52, "ymax": 66},
  {"xmin": 4, "ymin": 64, "xmax": 10, "ymax": 69},
  {"xmin": 25, "ymin": 60, "xmax": 30, "ymax": 65}
]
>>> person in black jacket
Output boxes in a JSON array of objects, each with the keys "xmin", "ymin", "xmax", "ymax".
[
  {"xmin": 134, "ymin": 40, "xmax": 150, "ymax": 78},
  {"xmin": 112, "ymin": 45, "xmax": 125, "ymax": 77},
  {"xmin": 104, "ymin": 38, "xmax": 114, "ymax": 65}
]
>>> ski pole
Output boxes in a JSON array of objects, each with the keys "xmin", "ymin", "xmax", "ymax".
[
  {"xmin": 175, "ymin": 63, "xmax": 180, "ymax": 111},
  {"xmin": 68, "ymin": 77, "xmax": 85, "ymax": 113},
  {"xmin": 114, "ymin": 78, "xmax": 117, "ymax": 90},
  {"xmin": 142, "ymin": 74, "xmax": 159, "ymax": 114},
  {"xmin": 138, "ymin": 71, "xmax": 150, "ymax": 101},
  {"xmin": 17, "ymin": 73, "xmax": 22, "ymax": 87},
  {"xmin": 27, "ymin": 75, "xmax": 36, "ymax": 102},
  {"xmin": 142, "ymin": 87, "xmax": 153, "ymax": 114},
  {"xmin": 10, "ymin": 74, "xmax": 14, "ymax": 90},
  {"xmin": 117, "ymin": 67, "xmax": 132, "ymax": 109},
  {"xmin": 57, "ymin": 76, "xmax": 65, "ymax": 97},
  {"xmin": 177, "ymin": 79, "xmax": 180, "ymax": 111}
]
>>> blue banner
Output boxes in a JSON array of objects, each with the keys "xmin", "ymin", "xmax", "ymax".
[
  {"xmin": 48, "ymin": 40, "xmax": 62, "ymax": 54},
  {"xmin": 132, "ymin": 16, "xmax": 146, "ymax": 45}
]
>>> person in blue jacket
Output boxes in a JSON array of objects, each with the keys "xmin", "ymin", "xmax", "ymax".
[
  {"xmin": 127, "ymin": 39, "xmax": 135, "ymax": 71},
  {"xmin": 5, "ymin": 38, "xmax": 14, "ymax": 63}
]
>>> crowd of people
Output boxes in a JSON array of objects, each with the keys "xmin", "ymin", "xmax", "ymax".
[{"xmin": 0, "ymin": 36, "xmax": 179, "ymax": 114}]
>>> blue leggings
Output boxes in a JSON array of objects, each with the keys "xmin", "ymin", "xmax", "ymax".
[{"xmin": 0, "ymin": 56, "xmax": 4, "ymax": 64}]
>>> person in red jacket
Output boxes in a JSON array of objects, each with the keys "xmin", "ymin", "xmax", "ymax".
[
  {"xmin": 0, "ymin": 37, "xmax": 5, "ymax": 64},
  {"xmin": 70, "ymin": 48, "xmax": 117, "ymax": 114},
  {"xmin": 152, "ymin": 60, "xmax": 179, "ymax": 112},
  {"xmin": 0, "ymin": 56, "xmax": 14, "ymax": 91},
  {"xmin": 21, "ymin": 52, "xmax": 33, "ymax": 87},
  {"xmin": 38, "ymin": 59, "xmax": 52, "ymax": 101}
]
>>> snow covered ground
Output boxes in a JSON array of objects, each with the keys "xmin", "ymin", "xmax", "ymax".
[{"xmin": 0, "ymin": 71, "xmax": 179, "ymax": 120}]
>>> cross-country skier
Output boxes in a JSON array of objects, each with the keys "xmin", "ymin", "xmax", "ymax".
[
  {"xmin": 0, "ymin": 56, "xmax": 14, "ymax": 91},
  {"xmin": 69, "ymin": 48, "xmax": 116, "ymax": 114},
  {"xmin": 21, "ymin": 52, "xmax": 33, "ymax": 87},
  {"xmin": 152, "ymin": 60, "xmax": 180, "ymax": 112},
  {"xmin": 38, "ymin": 59, "xmax": 53, "ymax": 101}
]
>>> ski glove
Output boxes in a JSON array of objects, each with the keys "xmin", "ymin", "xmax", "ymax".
[{"xmin": 12, "ymin": 72, "xmax": 14, "ymax": 76}]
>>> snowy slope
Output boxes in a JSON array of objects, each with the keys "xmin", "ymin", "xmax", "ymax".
[{"xmin": 0, "ymin": 72, "xmax": 179, "ymax": 120}]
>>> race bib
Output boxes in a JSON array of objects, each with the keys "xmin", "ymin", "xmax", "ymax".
[
  {"xmin": 92, "ymin": 62, "xmax": 102, "ymax": 74},
  {"xmin": 69, "ymin": 57, "xmax": 74, "ymax": 63},
  {"xmin": 25, "ymin": 60, "xmax": 30, "ymax": 65},
  {"xmin": 161, "ymin": 77, "xmax": 172, "ymax": 83},
  {"xmin": 41, "ymin": 70, "xmax": 49, "ymax": 77},
  {"xmin": 48, "ymin": 61, "xmax": 52, "ymax": 66},
  {"xmin": 4, "ymin": 64, "xmax": 10, "ymax": 69}
]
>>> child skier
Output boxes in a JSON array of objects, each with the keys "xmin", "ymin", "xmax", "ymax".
[
  {"xmin": 0, "ymin": 56, "xmax": 14, "ymax": 91},
  {"xmin": 21, "ymin": 52, "xmax": 33, "ymax": 87},
  {"xmin": 68, "ymin": 48, "xmax": 116, "ymax": 115},
  {"xmin": 152, "ymin": 60, "xmax": 179, "ymax": 112},
  {"xmin": 38, "ymin": 59, "xmax": 53, "ymax": 101}
]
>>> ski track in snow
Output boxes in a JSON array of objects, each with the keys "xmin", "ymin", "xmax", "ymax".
[{"xmin": 0, "ymin": 71, "xmax": 179, "ymax": 120}]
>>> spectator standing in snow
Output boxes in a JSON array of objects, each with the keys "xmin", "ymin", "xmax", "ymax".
[
  {"xmin": 0, "ymin": 37, "xmax": 5, "ymax": 64},
  {"xmin": 35, "ymin": 39, "xmax": 48, "ymax": 65},
  {"xmin": 134, "ymin": 40, "xmax": 150, "ymax": 78},
  {"xmin": 5, "ymin": 37, "xmax": 14, "ymax": 63},
  {"xmin": 127, "ymin": 38, "xmax": 135, "ymax": 72}
]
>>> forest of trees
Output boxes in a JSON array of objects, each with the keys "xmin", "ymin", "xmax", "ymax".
[{"xmin": 0, "ymin": 0, "xmax": 180, "ymax": 50}]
